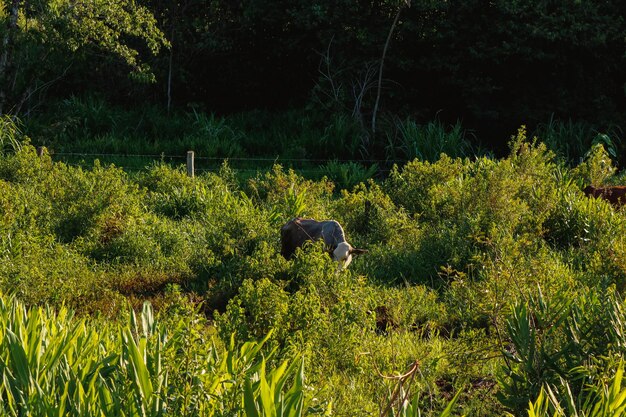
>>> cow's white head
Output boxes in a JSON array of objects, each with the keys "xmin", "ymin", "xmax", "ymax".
[
  {"xmin": 333, "ymin": 242, "xmax": 368, "ymax": 268},
  {"xmin": 333, "ymin": 242, "xmax": 353, "ymax": 267}
]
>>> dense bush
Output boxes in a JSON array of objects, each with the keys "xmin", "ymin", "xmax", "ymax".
[{"xmin": 4, "ymin": 125, "xmax": 626, "ymax": 415}]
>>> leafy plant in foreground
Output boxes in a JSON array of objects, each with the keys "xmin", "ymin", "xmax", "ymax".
[
  {"xmin": 0, "ymin": 293, "xmax": 314, "ymax": 416},
  {"xmin": 243, "ymin": 357, "xmax": 307, "ymax": 417},
  {"xmin": 527, "ymin": 362, "xmax": 626, "ymax": 417},
  {"xmin": 499, "ymin": 288, "xmax": 626, "ymax": 415}
]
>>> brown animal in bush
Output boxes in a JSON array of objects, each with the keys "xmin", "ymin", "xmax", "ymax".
[
  {"xmin": 583, "ymin": 185, "xmax": 626, "ymax": 207},
  {"xmin": 280, "ymin": 218, "xmax": 367, "ymax": 267}
]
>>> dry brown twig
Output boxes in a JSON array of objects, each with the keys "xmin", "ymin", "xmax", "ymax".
[{"xmin": 378, "ymin": 359, "xmax": 421, "ymax": 417}]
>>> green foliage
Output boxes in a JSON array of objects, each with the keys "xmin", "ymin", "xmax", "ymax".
[
  {"xmin": 7, "ymin": 128, "xmax": 626, "ymax": 415},
  {"xmin": 571, "ymin": 142, "xmax": 618, "ymax": 187},
  {"xmin": 139, "ymin": 163, "xmax": 218, "ymax": 219},
  {"xmin": 385, "ymin": 153, "xmax": 467, "ymax": 217},
  {"xmin": 0, "ymin": 0, "xmax": 167, "ymax": 114},
  {"xmin": 499, "ymin": 289, "xmax": 626, "ymax": 416},
  {"xmin": 381, "ymin": 128, "xmax": 561, "ymax": 286},
  {"xmin": 527, "ymin": 365, "xmax": 626, "ymax": 417},
  {"xmin": 243, "ymin": 357, "xmax": 306, "ymax": 417},
  {"xmin": 247, "ymin": 164, "xmax": 334, "ymax": 222},
  {"xmin": 188, "ymin": 111, "xmax": 245, "ymax": 158},
  {"xmin": 321, "ymin": 160, "xmax": 378, "ymax": 191},
  {"xmin": 317, "ymin": 113, "xmax": 365, "ymax": 160},
  {"xmin": 534, "ymin": 117, "xmax": 622, "ymax": 165},
  {"xmin": 0, "ymin": 293, "xmax": 313, "ymax": 417},
  {"xmin": 216, "ymin": 278, "xmax": 290, "ymax": 344},
  {"xmin": 0, "ymin": 116, "xmax": 23, "ymax": 155},
  {"xmin": 333, "ymin": 180, "xmax": 415, "ymax": 246},
  {"xmin": 386, "ymin": 119, "xmax": 472, "ymax": 162},
  {"xmin": 26, "ymin": 102, "xmax": 374, "ymax": 166},
  {"xmin": 543, "ymin": 185, "xmax": 619, "ymax": 250},
  {"xmin": 284, "ymin": 184, "xmax": 309, "ymax": 219}
]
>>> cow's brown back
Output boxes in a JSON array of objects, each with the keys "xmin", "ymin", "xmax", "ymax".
[{"xmin": 584, "ymin": 185, "xmax": 626, "ymax": 207}]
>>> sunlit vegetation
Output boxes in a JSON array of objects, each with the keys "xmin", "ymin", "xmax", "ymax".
[
  {"xmin": 0, "ymin": 293, "xmax": 310, "ymax": 416},
  {"xmin": 1, "ymin": 117, "xmax": 626, "ymax": 416},
  {"xmin": 3, "ymin": 0, "xmax": 626, "ymax": 414}
]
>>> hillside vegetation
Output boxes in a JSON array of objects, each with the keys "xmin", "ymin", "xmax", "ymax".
[{"xmin": 3, "ymin": 124, "xmax": 626, "ymax": 415}]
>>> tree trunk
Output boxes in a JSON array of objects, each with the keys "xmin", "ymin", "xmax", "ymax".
[
  {"xmin": 167, "ymin": 28, "xmax": 174, "ymax": 114},
  {"xmin": 166, "ymin": 0, "xmax": 180, "ymax": 115},
  {"xmin": 371, "ymin": 4, "xmax": 405, "ymax": 141},
  {"xmin": 0, "ymin": 0, "xmax": 22, "ymax": 115}
]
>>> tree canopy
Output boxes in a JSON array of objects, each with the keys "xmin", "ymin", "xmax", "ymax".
[
  {"xmin": 2, "ymin": 0, "xmax": 626, "ymax": 148},
  {"xmin": 0, "ymin": 0, "xmax": 167, "ymax": 114}
]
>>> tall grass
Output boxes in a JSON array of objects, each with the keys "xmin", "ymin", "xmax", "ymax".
[
  {"xmin": 0, "ymin": 293, "xmax": 311, "ymax": 416},
  {"xmin": 321, "ymin": 160, "xmax": 378, "ymax": 191},
  {"xmin": 533, "ymin": 116, "xmax": 622, "ymax": 165},
  {"xmin": 0, "ymin": 115, "xmax": 24, "ymax": 155},
  {"xmin": 385, "ymin": 119, "xmax": 472, "ymax": 162}
]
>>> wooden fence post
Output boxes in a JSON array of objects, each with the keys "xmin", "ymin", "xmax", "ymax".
[{"xmin": 187, "ymin": 151, "xmax": 195, "ymax": 177}]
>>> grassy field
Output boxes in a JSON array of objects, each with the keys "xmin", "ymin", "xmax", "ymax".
[{"xmin": 3, "ymin": 113, "xmax": 626, "ymax": 415}]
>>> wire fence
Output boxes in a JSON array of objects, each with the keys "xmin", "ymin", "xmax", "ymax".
[
  {"xmin": 49, "ymin": 151, "xmax": 400, "ymax": 176},
  {"xmin": 51, "ymin": 151, "xmax": 406, "ymax": 163}
]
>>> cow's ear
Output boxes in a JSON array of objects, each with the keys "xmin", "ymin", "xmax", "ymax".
[{"xmin": 350, "ymin": 248, "xmax": 368, "ymax": 256}]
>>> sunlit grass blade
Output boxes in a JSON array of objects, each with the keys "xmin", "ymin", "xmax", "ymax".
[{"xmin": 122, "ymin": 328, "xmax": 154, "ymax": 411}]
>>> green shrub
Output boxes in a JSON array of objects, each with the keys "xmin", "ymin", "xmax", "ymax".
[
  {"xmin": 49, "ymin": 163, "xmax": 143, "ymax": 244},
  {"xmin": 385, "ymin": 154, "xmax": 468, "ymax": 218},
  {"xmin": 571, "ymin": 142, "xmax": 618, "ymax": 187},
  {"xmin": 321, "ymin": 161, "xmax": 378, "ymax": 191},
  {"xmin": 0, "ymin": 148, "xmax": 144, "ymax": 246},
  {"xmin": 139, "ymin": 163, "xmax": 215, "ymax": 219},
  {"xmin": 332, "ymin": 181, "xmax": 416, "ymax": 246},
  {"xmin": 382, "ymin": 127, "xmax": 562, "ymax": 286},
  {"xmin": 544, "ymin": 186, "xmax": 619, "ymax": 250},
  {"xmin": 0, "ymin": 232, "xmax": 108, "ymax": 309},
  {"xmin": 247, "ymin": 164, "xmax": 334, "ymax": 222},
  {"xmin": 215, "ymin": 278, "xmax": 290, "ymax": 346},
  {"xmin": 371, "ymin": 284, "xmax": 448, "ymax": 336},
  {"xmin": 0, "ymin": 143, "xmax": 54, "ymax": 184}
]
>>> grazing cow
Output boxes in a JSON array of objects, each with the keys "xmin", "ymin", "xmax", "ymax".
[
  {"xmin": 584, "ymin": 185, "xmax": 626, "ymax": 207},
  {"xmin": 280, "ymin": 218, "xmax": 367, "ymax": 267}
]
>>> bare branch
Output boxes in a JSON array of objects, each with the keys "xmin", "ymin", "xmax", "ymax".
[{"xmin": 371, "ymin": 2, "xmax": 410, "ymax": 140}]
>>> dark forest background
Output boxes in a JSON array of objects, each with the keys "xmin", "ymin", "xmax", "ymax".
[{"xmin": 2, "ymin": 0, "xmax": 626, "ymax": 159}]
